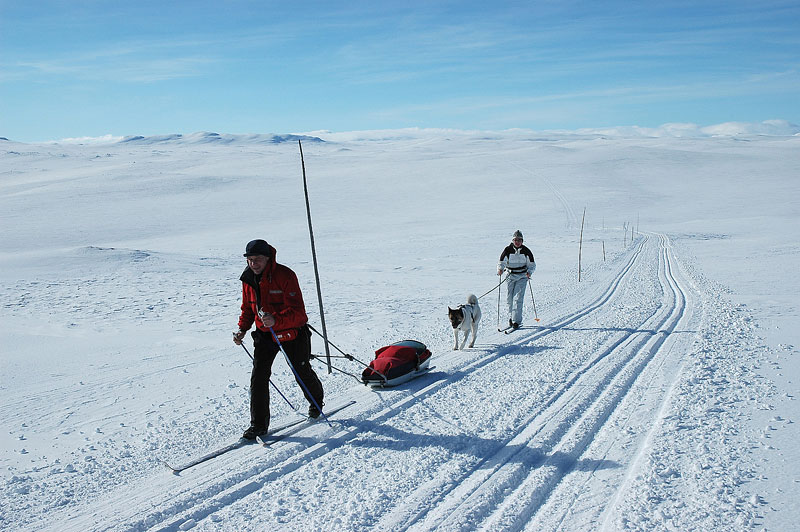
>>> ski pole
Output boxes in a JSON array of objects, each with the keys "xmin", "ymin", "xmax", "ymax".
[
  {"xmin": 269, "ymin": 327, "xmax": 331, "ymax": 427},
  {"xmin": 497, "ymin": 274, "xmax": 502, "ymax": 329},
  {"xmin": 528, "ymin": 280, "xmax": 540, "ymax": 322},
  {"xmin": 240, "ymin": 343, "xmax": 298, "ymax": 412}
]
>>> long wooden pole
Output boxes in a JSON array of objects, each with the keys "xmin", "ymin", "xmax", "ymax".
[
  {"xmin": 299, "ymin": 140, "xmax": 332, "ymax": 373},
  {"xmin": 578, "ymin": 207, "xmax": 586, "ymax": 282}
]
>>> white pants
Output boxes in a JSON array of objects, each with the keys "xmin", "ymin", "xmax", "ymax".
[{"xmin": 506, "ymin": 275, "xmax": 528, "ymax": 324}]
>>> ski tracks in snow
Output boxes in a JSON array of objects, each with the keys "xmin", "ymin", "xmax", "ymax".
[
  {"xmin": 49, "ymin": 233, "xmax": 705, "ymax": 531},
  {"xmin": 374, "ymin": 233, "xmax": 700, "ymax": 531}
]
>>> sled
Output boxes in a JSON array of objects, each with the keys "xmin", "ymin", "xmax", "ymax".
[{"xmin": 361, "ymin": 340, "xmax": 433, "ymax": 388}]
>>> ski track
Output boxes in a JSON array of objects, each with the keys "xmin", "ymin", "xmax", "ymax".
[
  {"xmin": 383, "ymin": 234, "xmax": 695, "ymax": 531},
  {"xmin": 507, "ymin": 160, "xmax": 577, "ymax": 230},
  {"xmin": 33, "ymin": 231, "xmax": 712, "ymax": 532}
]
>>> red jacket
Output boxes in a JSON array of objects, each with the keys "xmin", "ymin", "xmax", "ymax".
[{"xmin": 238, "ymin": 244, "xmax": 308, "ymax": 339}]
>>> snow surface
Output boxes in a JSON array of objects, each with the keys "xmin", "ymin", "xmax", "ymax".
[{"xmin": 1, "ymin": 126, "xmax": 798, "ymax": 531}]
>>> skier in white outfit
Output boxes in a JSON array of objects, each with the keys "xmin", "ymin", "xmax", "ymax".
[{"xmin": 497, "ymin": 230, "xmax": 536, "ymax": 329}]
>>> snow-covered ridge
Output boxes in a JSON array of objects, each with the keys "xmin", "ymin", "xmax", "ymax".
[
  {"xmin": 561, "ymin": 119, "xmax": 800, "ymax": 139},
  {"xmin": 318, "ymin": 120, "xmax": 800, "ymax": 142},
  {"xmin": 118, "ymin": 131, "xmax": 324, "ymax": 145},
  {"xmin": 29, "ymin": 131, "xmax": 324, "ymax": 146},
  {"xmin": 9, "ymin": 119, "xmax": 798, "ymax": 145},
  {"xmin": 312, "ymin": 119, "xmax": 800, "ymax": 142}
]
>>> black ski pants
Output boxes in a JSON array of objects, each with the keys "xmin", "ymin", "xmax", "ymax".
[{"xmin": 249, "ymin": 326, "xmax": 323, "ymax": 429}]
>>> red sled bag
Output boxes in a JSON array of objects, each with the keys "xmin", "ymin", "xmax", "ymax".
[{"xmin": 361, "ymin": 340, "xmax": 432, "ymax": 387}]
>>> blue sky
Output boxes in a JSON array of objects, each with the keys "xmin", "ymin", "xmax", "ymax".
[{"xmin": 1, "ymin": 0, "xmax": 798, "ymax": 142}]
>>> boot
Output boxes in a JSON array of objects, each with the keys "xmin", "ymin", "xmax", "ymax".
[
  {"xmin": 242, "ymin": 424, "xmax": 268, "ymax": 440},
  {"xmin": 308, "ymin": 403, "xmax": 324, "ymax": 419}
]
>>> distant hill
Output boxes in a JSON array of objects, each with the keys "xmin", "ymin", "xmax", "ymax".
[{"xmin": 118, "ymin": 131, "xmax": 324, "ymax": 145}]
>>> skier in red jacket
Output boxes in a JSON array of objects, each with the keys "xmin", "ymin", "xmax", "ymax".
[{"xmin": 232, "ymin": 239, "xmax": 324, "ymax": 440}]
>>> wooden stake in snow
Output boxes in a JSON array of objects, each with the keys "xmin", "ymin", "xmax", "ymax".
[
  {"xmin": 299, "ymin": 140, "xmax": 332, "ymax": 373},
  {"xmin": 623, "ymin": 222, "xmax": 628, "ymax": 247},
  {"xmin": 578, "ymin": 207, "xmax": 586, "ymax": 282}
]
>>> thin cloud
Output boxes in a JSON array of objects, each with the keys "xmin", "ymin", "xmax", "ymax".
[
  {"xmin": 365, "ymin": 69, "xmax": 800, "ymax": 123},
  {"xmin": 10, "ymin": 55, "xmax": 217, "ymax": 84}
]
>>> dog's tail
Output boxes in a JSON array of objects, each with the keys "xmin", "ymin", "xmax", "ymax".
[{"xmin": 467, "ymin": 294, "xmax": 478, "ymax": 305}]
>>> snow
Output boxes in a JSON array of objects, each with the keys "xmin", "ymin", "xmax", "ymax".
[{"xmin": 1, "ymin": 125, "xmax": 798, "ymax": 531}]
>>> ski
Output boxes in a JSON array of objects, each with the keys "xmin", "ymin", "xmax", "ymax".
[
  {"xmin": 163, "ymin": 439, "xmax": 254, "ymax": 473},
  {"xmin": 257, "ymin": 400, "xmax": 356, "ymax": 447},
  {"xmin": 162, "ymin": 400, "xmax": 355, "ymax": 473},
  {"xmin": 505, "ymin": 325, "xmax": 536, "ymax": 334},
  {"xmin": 266, "ymin": 413, "xmax": 313, "ymax": 434}
]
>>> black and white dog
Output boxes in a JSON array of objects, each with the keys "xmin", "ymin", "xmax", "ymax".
[{"xmin": 448, "ymin": 294, "xmax": 481, "ymax": 350}]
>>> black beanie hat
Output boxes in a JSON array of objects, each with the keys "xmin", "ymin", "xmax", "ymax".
[{"xmin": 243, "ymin": 239, "xmax": 271, "ymax": 257}]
